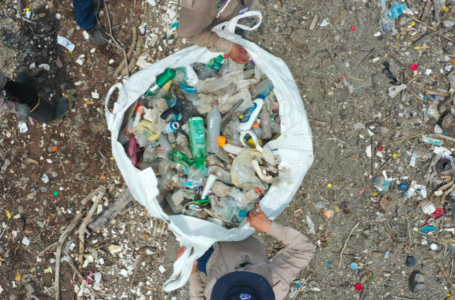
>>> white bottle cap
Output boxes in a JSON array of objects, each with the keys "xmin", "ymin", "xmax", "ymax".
[{"xmin": 430, "ymin": 243, "xmax": 438, "ymax": 251}]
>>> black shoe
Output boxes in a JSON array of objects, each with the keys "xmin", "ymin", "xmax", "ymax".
[
  {"xmin": 29, "ymin": 94, "xmax": 74, "ymax": 126},
  {"xmin": 16, "ymin": 67, "xmax": 30, "ymax": 84},
  {"xmin": 87, "ymin": 25, "xmax": 108, "ymax": 45}
]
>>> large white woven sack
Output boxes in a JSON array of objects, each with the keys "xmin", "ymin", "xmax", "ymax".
[{"xmin": 104, "ymin": 11, "xmax": 313, "ymax": 291}]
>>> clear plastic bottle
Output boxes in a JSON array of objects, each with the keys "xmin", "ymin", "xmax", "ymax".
[
  {"xmin": 251, "ymin": 79, "xmax": 274, "ymax": 99},
  {"xmin": 159, "ymin": 159, "xmax": 176, "ymax": 175},
  {"xmin": 219, "ymin": 54, "xmax": 230, "ymax": 76},
  {"xmin": 146, "ymin": 81, "xmax": 171, "ymax": 108},
  {"xmin": 158, "ymin": 170, "xmax": 174, "ymax": 191},
  {"xmin": 185, "ymin": 168, "xmax": 205, "ymax": 189},
  {"xmin": 259, "ymin": 107, "xmax": 272, "ymax": 140},
  {"xmin": 228, "ymin": 114, "xmax": 242, "ymax": 146},
  {"xmin": 252, "ymin": 123, "xmax": 262, "ymax": 138},
  {"xmin": 264, "ymin": 93, "xmax": 276, "ymax": 114},
  {"xmin": 212, "ymin": 181, "xmax": 235, "ymax": 198},
  {"xmin": 158, "ymin": 134, "xmax": 172, "ymax": 153},
  {"xmin": 173, "ymin": 70, "xmax": 185, "ymax": 83},
  {"xmin": 176, "ymin": 132, "xmax": 193, "ymax": 160},
  {"xmin": 206, "ymin": 100, "xmax": 221, "ymax": 154},
  {"xmin": 198, "ymin": 55, "xmax": 224, "ymax": 80}
]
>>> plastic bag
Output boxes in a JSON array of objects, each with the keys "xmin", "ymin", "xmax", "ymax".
[
  {"xmin": 104, "ymin": 11, "xmax": 313, "ymax": 291},
  {"xmin": 231, "ymin": 149, "xmax": 268, "ymax": 190}
]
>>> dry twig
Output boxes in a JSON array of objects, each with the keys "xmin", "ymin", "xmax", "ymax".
[
  {"xmin": 77, "ymin": 187, "xmax": 106, "ymax": 300},
  {"xmin": 338, "ymin": 222, "xmax": 360, "ymax": 270},
  {"xmin": 55, "ymin": 214, "xmax": 83, "ymax": 300}
]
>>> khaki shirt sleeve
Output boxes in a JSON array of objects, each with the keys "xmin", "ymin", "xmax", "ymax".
[
  {"xmin": 266, "ymin": 222, "xmax": 315, "ymax": 284},
  {"xmin": 178, "ymin": 7, "xmax": 234, "ymax": 54},
  {"xmin": 189, "ymin": 273, "xmax": 206, "ymax": 300}
]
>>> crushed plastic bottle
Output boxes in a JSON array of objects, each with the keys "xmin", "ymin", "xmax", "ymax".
[
  {"xmin": 387, "ymin": 1, "xmax": 407, "ymax": 19},
  {"xmin": 206, "ymin": 101, "xmax": 222, "ymax": 154},
  {"xmin": 198, "ymin": 55, "xmax": 224, "ymax": 80},
  {"xmin": 228, "ymin": 114, "xmax": 242, "ymax": 146},
  {"xmin": 176, "ymin": 132, "xmax": 193, "ymax": 159},
  {"xmin": 259, "ymin": 107, "xmax": 272, "ymax": 140},
  {"xmin": 251, "ymin": 79, "xmax": 273, "ymax": 99}
]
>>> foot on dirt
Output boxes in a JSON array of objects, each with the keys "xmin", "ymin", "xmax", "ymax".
[
  {"xmin": 48, "ymin": 94, "xmax": 74, "ymax": 126},
  {"xmin": 87, "ymin": 25, "xmax": 108, "ymax": 45}
]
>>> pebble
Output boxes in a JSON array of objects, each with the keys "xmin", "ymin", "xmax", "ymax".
[
  {"xmin": 360, "ymin": 274, "xmax": 368, "ymax": 284},
  {"xmin": 17, "ymin": 206, "xmax": 24, "ymax": 213},
  {"xmin": 39, "ymin": 187, "xmax": 48, "ymax": 193},
  {"xmin": 409, "ymin": 271, "xmax": 425, "ymax": 293},
  {"xmin": 372, "ymin": 251, "xmax": 383, "ymax": 258},
  {"xmin": 406, "ymin": 256, "xmax": 416, "ymax": 267}
]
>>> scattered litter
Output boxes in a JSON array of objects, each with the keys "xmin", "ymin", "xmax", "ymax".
[
  {"xmin": 22, "ymin": 237, "xmax": 30, "ymax": 246},
  {"xmin": 18, "ymin": 122, "xmax": 28, "ymax": 133},
  {"xmin": 57, "ymin": 36, "xmax": 76, "ymax": 52}
]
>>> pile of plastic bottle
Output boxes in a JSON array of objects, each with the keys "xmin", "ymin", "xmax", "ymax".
[{"xmin": 119, "ymin": 55, "xmax": 282, "ymax": 225}]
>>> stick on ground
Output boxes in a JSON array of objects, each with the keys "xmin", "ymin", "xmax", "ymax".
[
  {"xmin": 55, "ymin": 214, "xmax": 83, "ymax": 300},
  {"xmin": 338, "ymin": 222, "xmax": 360, "ymax": 270},
  {"xmin": 77, "ymin": 187, "xmax": 106, "ymax": 300}
]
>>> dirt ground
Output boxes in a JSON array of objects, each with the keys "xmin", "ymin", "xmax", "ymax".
[{"xmin": 1, "ymin": 0, "xmax": 455, "ymax": 299}]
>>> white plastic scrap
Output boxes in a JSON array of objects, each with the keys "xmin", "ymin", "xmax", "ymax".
[
  {"xmin": 159, "ymin": 265, "xmax": 166, "ymax": 273},
  {"xmin": 319, "ymin": 19, "xmax": 330, "ymax": 26},
  {"xmin": 93, "ymin": 273, "xmax": 102, "ymax": 291},
  {"xmin": 82, "ymin": 31, "xmax": 90, "ymax": 40},
  {"xmin": 0, "ymin": 286, "xmax": 3, "ymax": 294},
  {"xmin": 22, "ymin": 237, "xmax": 30, "ymax": 246},
  {"xmin": 39, "ymin": 64, "xmax": 50, "ymax": 71},
  {"xmin": 306, "ymin": 214, "xmax": 316, "ymax": 235},
  {"xmin": 120, "ymin": 269, "xmax": 128, "ymax": 277},
  {"xmin": 388, "ymin": 84, "xmax": 407, "ymax": 98},
  {"xmin": 42, "ymin": 174, "xmax": 49, "ymax": 183},
  {"xmin": 18, "ymin": 122, "xmax": 28, "ymax": 133}
]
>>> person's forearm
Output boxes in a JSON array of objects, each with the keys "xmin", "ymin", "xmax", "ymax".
[
  {"xmin": 186, "ymin": 30, "xmax": 234, "ymax": 54},
  {"xmin": 267, "ymin": 222, "xmax": 315, "ymax": 254},
  {"xmin": 189, "ymin": 273, "xmax": 205, "ymax": 300}
]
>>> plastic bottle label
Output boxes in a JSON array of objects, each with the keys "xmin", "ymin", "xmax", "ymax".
[{"xmin": 240, "ymin": 103, "xmax": 257, "ymax": 123}]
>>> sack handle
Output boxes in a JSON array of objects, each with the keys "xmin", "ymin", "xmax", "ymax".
[
  {"xmin": 104, "ymin": 83, "xmax": 128, "ymax": 128},
  {"xmin": 214, "ymin": 11, "xmax": 262, "ymax": 35},
  {"xmin": 163, "ymin": 244, "xmax": 208, "ymax": 291},
  {"xmin": 240, "ymin": 130, "xmax": 263, "ymax": 152}
]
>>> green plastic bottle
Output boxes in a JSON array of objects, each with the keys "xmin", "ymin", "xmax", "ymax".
[
  {"xmin": 188, "ymin": 117, "xmax": 207, "ymax": 169},
  {"xmin": 146, "ymin": 68, "xmax": 176, "ymax": 96}
]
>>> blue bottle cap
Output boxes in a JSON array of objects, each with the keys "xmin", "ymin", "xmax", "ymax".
[
  {"xmin": 350, "ymin": 262, "xmax": 359, "ymax": 270},
  {"xmin": 327, "ymin": 261, "xmax": 332, "ymax": 266}
]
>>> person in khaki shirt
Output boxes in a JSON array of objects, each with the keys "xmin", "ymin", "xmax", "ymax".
[
  {"xmin": 178, "ymin": 0, "xmax": 253, "ymax": 64},
  {"xmin": 176, "ymin": 204, "xmax": 315, "ymax": 300}
]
